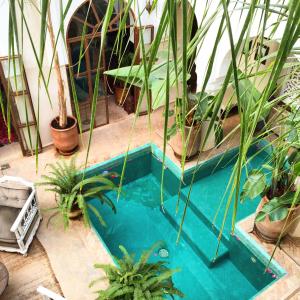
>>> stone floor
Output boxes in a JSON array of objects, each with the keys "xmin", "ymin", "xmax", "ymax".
[
  {"xmin": 0, "ymin": 239, "xmax": 62, "ymax": 300},
  {"xmin": 0, "ymin": 110, "xmax": 299, "ymax": 299},
  {"xmin": 79, "ymin": 95, "xmax": 130, "ymax": 132}
]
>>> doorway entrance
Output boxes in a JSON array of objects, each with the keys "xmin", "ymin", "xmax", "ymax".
[{"xmin": 66, "ymin": 0, "xmax": 136, "ymax": 131}]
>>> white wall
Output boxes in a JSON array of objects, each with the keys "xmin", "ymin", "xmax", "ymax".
[
  {"xmin": 0, "ymin": 1, "xmax": 72, "ymax": 147},
  {"xmin": 0, "ymin": 1, "xmax": 9, "ymax": 57}
]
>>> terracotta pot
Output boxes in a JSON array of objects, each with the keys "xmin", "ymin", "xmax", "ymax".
[
  {"xmin": 287, "ymin": 206, "xmax": 300, "ymax": 245},
  {"xmin": 50, "ymin": 116, "xmax": 79, "ymax": 156},
  {"xmin": 115, "ymin": 86, "xmax": 130, "ymax": 106},
  {"xmin": 170, "ymin": 124, "xmax": 201, "ymax": 161},
  {"xmin": 255, "ymin": 196, "xmax": 297, "ymax": 243},
  {"xmin": 55, "ymin": 195, "xmax": 82, "ymax": 220},
  {"xmin": 68, "ymin": 207, "xmax": 82, "ymax": 219}
]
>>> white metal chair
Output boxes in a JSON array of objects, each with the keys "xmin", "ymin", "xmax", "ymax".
[{"xmin": 0, "ymin": 176, "xmax": 42, "ymax": 255}]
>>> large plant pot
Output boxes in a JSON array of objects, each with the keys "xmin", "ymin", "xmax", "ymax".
[
  {"xmin": 287, "ymin": 206, "xmax": 300, "ymax": 245},
  {"xmin": 55, "ymin": 195, "xmax": 82, "ymax": 220},
  {"xmin": 200, "ymin": 120, "xmax": 223, "ymax": 152},
  {"xmin": 68, "ymin": 206, "xmax": 82, "ymax": 220},
  {"xmin": 170, "ymin": 124, "xmax": 201, "ymax": 161},
  {"xmin": 50, "ymin": 116, "xmax": 79, "ymax": 156},
  {"xmin": 115, "ymin": 86, "xmax": 130, "ymax": 106},
  {"xmin": 255, "ymin": 197, "xmax": 297, "ymax": 243}
]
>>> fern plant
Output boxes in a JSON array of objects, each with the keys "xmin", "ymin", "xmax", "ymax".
[
  {"xmin": 90, "ymin": 243, "xmax": 184, "ymax": 300},
  {"xmin": 38, "ymin": 157, "xmax": 118, "ymax": 228}
]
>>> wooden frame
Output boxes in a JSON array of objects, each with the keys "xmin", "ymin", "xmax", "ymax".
[
  {"xmin": 66, "ymin": 0, "xmax": 136, "ymax": 131},
  {"xmin": 0, "ymin": 55, "xmax": 42, "ymax": 156}
]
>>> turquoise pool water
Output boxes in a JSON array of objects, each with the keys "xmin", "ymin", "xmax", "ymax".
[{"xmin": 87, "ymin": 144, "xmax": 284, "ymax": 299}]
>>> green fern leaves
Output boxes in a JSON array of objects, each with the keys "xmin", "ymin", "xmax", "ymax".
[
  {"xmin": 91, "ymin": 243, "xmax": 184, "ymax": 300},
  {"xmin": 37, "ymin": 157, "xmax": 118, "ymax": 229}
]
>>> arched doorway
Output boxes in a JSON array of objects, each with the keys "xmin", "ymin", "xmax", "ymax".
[
  {"xmin": 66, "ymin": 0, "xmax": 135, "ymax": 131},
  {"xmin": 175, "ymin": 3, "xmax": 198, "ymax": 93}
]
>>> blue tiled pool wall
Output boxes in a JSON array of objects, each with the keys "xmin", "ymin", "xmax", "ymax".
[
  {"xmin": 85, "ymin": 141, "xmax": 267, "ymax": 193},
  {"xmin": 85, "ymin": 142, "xmax": 284, "ymax": 294},
  {"xmin": 85, "ymin": 147, "xmax": 152, "ymax": 187},
  {"xmin": 228, "ymin": 236, "xmax": 279, "ymax": 290}
]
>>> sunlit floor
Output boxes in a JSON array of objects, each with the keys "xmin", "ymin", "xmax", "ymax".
[{"xmin": 79, "ymin": 95, "xmax": 130, "ymax": 132}]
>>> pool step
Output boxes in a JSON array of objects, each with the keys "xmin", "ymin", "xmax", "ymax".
[
  {"xmin": 180, "ymin": 183, "xmax": 230, "ymax": 243},
  {"xmin": 163, "ymin": 196, "xmax": 229, "ymax": 268}
]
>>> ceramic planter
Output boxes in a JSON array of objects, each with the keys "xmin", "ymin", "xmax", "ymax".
[
  {"xmin": 170, "ymin": 124, "xmax": 201, "ymax": 160},
  {"xmin": 50, "ymin": 116, "xmax": 79, "ymax": 156},
  {"xmin": 255, "ymin": 196, "xmax": 297, "ymax": 243}
]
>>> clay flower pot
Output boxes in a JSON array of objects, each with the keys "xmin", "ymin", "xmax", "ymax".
[
  {"xmin": 255, "ymin": 196, "xmax": 297, "ymax": 243},
  {"xmin": 287, "ymin": 206, "xmax": 300, "ymax": 245},
  {"xmin": 50, "ymin": 116, "xmax": 79, "ymax": 156},
  {"xmin": 55, "ymin": 195, "xmax": 82, "ymax": 220},
  {"xmin": 68, "ymin": 204, "xmax": 82, "ymax": 220},
  {"xmin": 115, "ymin": 86, "xmax": 130, "ymax": 106},
  {"xmin": 170, "ymin": 124, "xmax": 201, "ymax": 161}
]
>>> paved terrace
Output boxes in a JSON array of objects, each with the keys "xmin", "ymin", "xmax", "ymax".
[{"xmin": 0, "ymin": 109, "xmax": 299, "ymax": 299}]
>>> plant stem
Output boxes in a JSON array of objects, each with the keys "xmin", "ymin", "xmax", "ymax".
[{"xmin": 47, "ymin": 5, "xmax": 67, "ymax": 128}]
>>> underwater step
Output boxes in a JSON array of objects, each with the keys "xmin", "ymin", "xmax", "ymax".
[
  {"xmin": 162, "ymin": 196, "xmax": 229, "ymax": 268},
  {"xmin": 180, "ymin": 182, "xmax": 230, "ymax": 242},
  {"xmin": 180, "ymin": 187, "xmax": 224, "ymax": 237}
]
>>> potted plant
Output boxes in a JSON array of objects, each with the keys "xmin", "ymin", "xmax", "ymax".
[
  {"xmin": 241, "ymin": 145, "xmax": 300, "ymax": 242},
  {"xmin": 38, "ymin": 157, "xmax": 118, "ymax": 229},
  {"xmin": 168, "ymin": 93, "xmax": 202, "ymax": 160},
  {"xmin": 90, "ymin": 243, "xmax": 184, "ymax": 299},
  {"xmin": 114, "ymin": 52, "xmax": 134, "ymax": 106},
  {"xmin": 47, "ymin": 9, "xmax": 79, "ymax": 155},
  {"xmin": 196, "ymin": 92, "xmax": 223, "ymax": 152}
]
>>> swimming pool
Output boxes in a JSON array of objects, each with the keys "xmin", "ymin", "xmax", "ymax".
[{"xmin": 87, "ymin": 143, "xmax": 285, "ymax": 299}]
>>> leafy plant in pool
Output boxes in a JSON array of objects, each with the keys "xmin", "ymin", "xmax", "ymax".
[
  {"xmin": 90, "ymin": 243, "xmax": 184, "ymax": 300},
  {"xmin": 241, "ymin": 144, "xmax": 300, "ymax": 242},
  {"xmin": 37, "ymin": 157, "xmax": 118, "ymax": 229}
]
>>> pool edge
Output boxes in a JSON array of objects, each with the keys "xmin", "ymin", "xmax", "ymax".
[{"xmin": 86, "ymin": 141, "xmax": 287, "ymax": 299}]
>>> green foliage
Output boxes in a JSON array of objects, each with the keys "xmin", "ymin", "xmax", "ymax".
[
  {"xmin": 240, "ymin": 169, "xmax": 267, "ymax": 201},
  {"xmin": 286, "ymin": 111, "xmax": 300, "ymax": 149},
  {"xmin": 90, "ymin": 243, "xmax": 184, "ymax": 300},
  {"xmin": 37, "ymin": 157, "xmax": 118, "ymax": 228},
  {"xmin": 104, "ymin": 60, "xmax": 190, "ymax": 110},
  {"xmin": 119, "ymin": 52, "xmax": 134, "ymax": 68},
  {"xmin": 241, "ymin": 146, "xmax": 300, "ymax": 222},
  {"xmin": 256, "ymin": 192, "xmax": 300, "ymax": 222}
]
